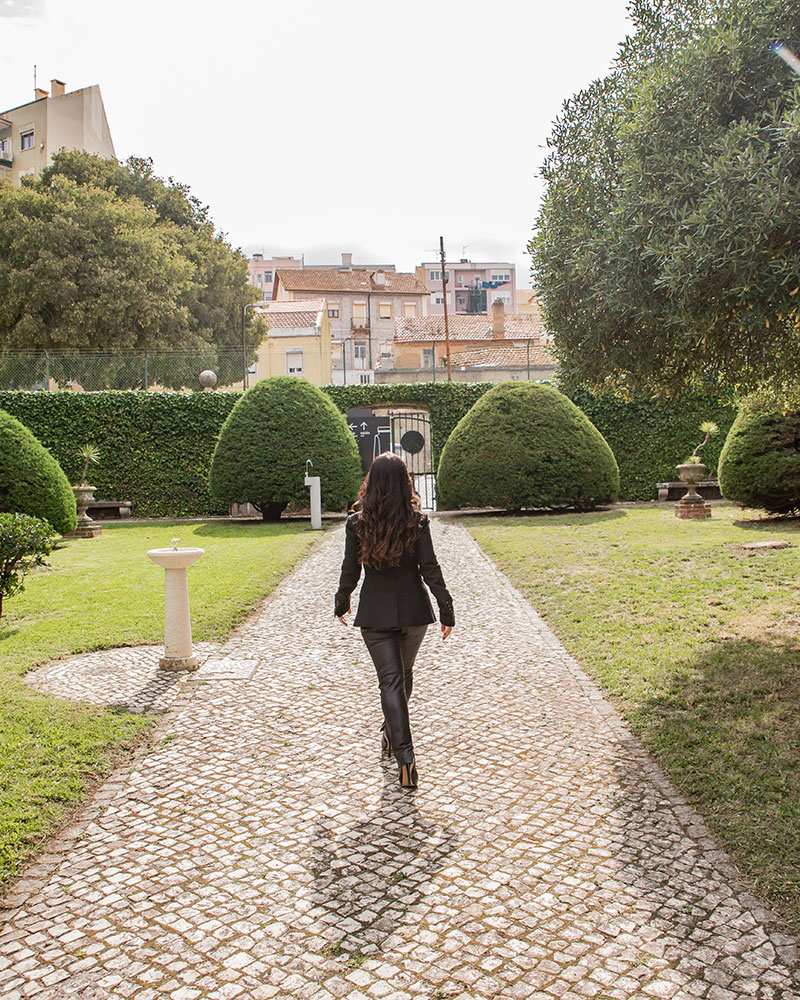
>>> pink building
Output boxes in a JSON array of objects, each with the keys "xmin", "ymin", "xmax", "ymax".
[
  {"xmin": 247, "ymin": 254, "xmax": 302, "ymax": 301},
  {"xmin": 415, "ymin": 258, "xmax": 517, "ymax": 316}
]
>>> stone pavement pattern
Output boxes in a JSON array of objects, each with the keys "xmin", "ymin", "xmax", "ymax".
[{"xmin": 3, "ymin": 520, "xmax": 799, "ymax": 1000}]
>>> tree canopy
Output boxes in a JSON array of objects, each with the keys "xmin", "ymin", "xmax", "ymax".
[
  {"xmin": 0, "ymin": 151, "xmax": 261, "ymax": 387},
  {"xmin": 531, "ymin": 0, "xmax": 800, "ymax": 397}
]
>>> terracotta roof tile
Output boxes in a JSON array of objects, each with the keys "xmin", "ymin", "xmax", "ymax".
[
  {"xmin": 276, "ymin": 268, "xmax": 427, "ymax": 295},
  {"xmin": 394, "ymin": 309, "xmax": 545, "ymax": 343},
  {"xmin": 449, "ymin": 344, "xmax": 555, "ymax": 369},
  {"xmin": 255, "ymin": 299, "xmax": 324, "ymax": 328}
]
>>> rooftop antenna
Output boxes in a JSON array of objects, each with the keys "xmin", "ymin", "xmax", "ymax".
[
  {"xmin": 33, "ymin": 64, "xmax": 37, "ymax": 91},
  {"xmin": 462, "ymin": 244, "xmax": 469, "ymax": 258}
]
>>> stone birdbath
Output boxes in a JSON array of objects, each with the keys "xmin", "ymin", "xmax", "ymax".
[{"xmin": 146, "ymin": 540, "xmax": 205, "ymax": 670}]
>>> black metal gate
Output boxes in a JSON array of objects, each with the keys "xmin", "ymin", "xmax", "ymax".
[{"xmin": 388, "ymin": 410, "xmax": 436, "ymax": 511}]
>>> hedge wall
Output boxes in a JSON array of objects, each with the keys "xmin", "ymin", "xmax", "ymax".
[
  {"xmin": 0, "ymin": 385, "xmax": 738, "ymax": 517},
  {"xmin": 0, "ymin": 391, "xmax": 237, "ymax": 518}
]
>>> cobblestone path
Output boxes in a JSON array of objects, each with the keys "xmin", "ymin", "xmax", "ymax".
[{"xmin": 3, "ymin": 520, "xmax": 798, "ymax": 1000}]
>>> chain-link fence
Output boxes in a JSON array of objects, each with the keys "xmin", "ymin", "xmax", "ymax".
[
  {"xmin": 0, "ymin": 352, "xmax": 253, "ymax": 392},
  {"xmin": 0, "ymin": 347, "xmax": 339, "ymax": 391}
]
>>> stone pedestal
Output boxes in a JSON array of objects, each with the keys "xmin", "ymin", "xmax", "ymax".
[
  {"xmin": 66, "ymin": 484, "xmax": 103, "ymax": 538},
  {"xmin": 675, "ymin": 462, "xmax": 712, "ymax": 520},
  {"xmin": 146, "ymin": 547, "xmax": 205, "ymax": 670},
  {"xmin": 675, "ymin": 497, "xmax": 712, "ymax": 519}
]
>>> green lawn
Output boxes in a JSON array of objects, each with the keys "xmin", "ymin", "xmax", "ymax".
[
  {"xmin": 0, "ymin": 519, "xmax": 321, "ymax": 885},
  {"xmin": 466, "ymin": 504, "xmax": 800, "ymax": 931}
]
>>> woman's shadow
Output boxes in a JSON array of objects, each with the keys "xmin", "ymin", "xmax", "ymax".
[{"xmin": 309, "ymin": 757, "xmax": 459, "ymax": 954}]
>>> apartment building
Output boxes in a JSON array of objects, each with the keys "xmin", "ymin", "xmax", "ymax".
[
  {"xmin": 273, "ymin": 263, "xmax": 428, "ymax": 385},
  {"xmin": 252, "ymin": 299, "xmax": 332, "ymax": 386},
  {"xmin": 416, "ymin": 258, "xmax": 517, "ymax": 316},
  {"xmin": 380, "ymin": 300, "xmax": 554, "ymax": 383},
  {"xmin": 0, "ymin": 78, "xmax": 115, "ymax": 184},
  {"xmin": 247, "ymin": 254, "xmax": 302, "ymax": 301}
]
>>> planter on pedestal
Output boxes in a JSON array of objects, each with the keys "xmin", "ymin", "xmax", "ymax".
[
  {"xmin": 66, "ymin": 484, "xmax": 103, "ymax": 538},
  {"xmin": 675, "ymin": 463, "xmax": 711, "ymax": 519}
]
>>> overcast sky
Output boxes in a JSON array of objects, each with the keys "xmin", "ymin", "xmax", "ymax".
[{"xmin": 2, "ymin": 0, "xmax": 634, "ymax": 286}]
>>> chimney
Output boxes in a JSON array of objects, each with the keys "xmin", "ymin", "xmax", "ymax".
[
  {"xmin": 341, "ymin": 252, "xmax": 353, "ymax": 268},
  {"xmin": 50, "ymin": 79, "xmax": 66, "ymax": 98},
  {"xmin": 491, "ymin": 299, "xmax": 505, "ymax": 339},
  {"xmin": 373, "ymin": 270, "xmax": 386, "ymax": 287},
  {"xmin": 34, "ymin": 88, "xmax": 48, "ymax": 101}
]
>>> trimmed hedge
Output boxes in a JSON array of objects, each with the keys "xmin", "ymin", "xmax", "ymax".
[
  {"xmin": 437, "ymin": 383, "xmax": 619, "ymax": 510},
  {"xmin": 0, "ymin": 409, "xmax": 77, "ymax": 534},
  {"xmin": 718, "ymin": 406, "xmax": 800, "ymax": 513},
  {"xmin": 0, "ymin": 391, "xmax": 237, "ymax": 518},
  {"xmin": 209, "ymin": 377, "xmax": 362, "ymax": 519},
  {"xmin": 0, "ymin": 385, "xmax": 738, "ymax": 517}
]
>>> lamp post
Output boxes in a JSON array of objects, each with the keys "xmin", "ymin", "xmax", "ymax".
[{"xmin": 241, "ymin": 302, "xmax": 258, "ymax": 390}]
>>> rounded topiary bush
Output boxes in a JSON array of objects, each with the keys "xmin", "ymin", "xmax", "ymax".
[
  {"xmin": 718, "ymin": 405, "xmax": 800, "ymax": 513},
  {"xmin": 437, "ymin": 382, "xmax": 619, "ymax": 510},
  {"xmin": 209, "ymin": 376, "xmax": 363, "ymax": 520},
  {"xmin": 0, "ymin": 408, "xmax": 77, "ymax": 535}
]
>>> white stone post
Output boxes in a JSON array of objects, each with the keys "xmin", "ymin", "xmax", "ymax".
[
  {"xmin": 146, "ymin": 545, "xmax": 205, "ymax": 670},
  {"xmin": 304, "ymin": 460, "xmax": 322, "ymax": 530}
]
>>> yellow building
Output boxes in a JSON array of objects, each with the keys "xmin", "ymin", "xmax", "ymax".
[
  {"xmin": 1, "ymin": 79, "xmax": 115, "ymax": 184},
  {"xmin": 253, "ymin": 299, "xmax": 332, "ymax": 386},
  {"xmin": 516, "ymin": 289, "xmax": 540, "ymax": 314},
  {"xmin": 382, "ymin": 300, "xmax": 555, "ymax": 382}
]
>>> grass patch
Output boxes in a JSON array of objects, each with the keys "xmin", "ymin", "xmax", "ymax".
[
  {"xmin": 466, "ymin": 504, "xmax": 800, "ymax": 930},
  {"xmin": 0, "ymin": 519, "xmax": 320, "ymax": 886}
]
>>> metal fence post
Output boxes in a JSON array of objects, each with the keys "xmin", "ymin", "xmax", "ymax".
[
  {"xmin": 45, "ymin": 350, "xmax": 50, "ymax": 391},
  {"xmin": 144, "ymin": 352, "xmax": 149, "ymax": 390}
]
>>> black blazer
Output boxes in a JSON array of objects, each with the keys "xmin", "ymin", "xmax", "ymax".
[{"xmin": 334, "ymin": 512, "xmax": 455, "ymax": 628}]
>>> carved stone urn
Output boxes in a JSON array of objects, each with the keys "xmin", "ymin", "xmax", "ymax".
[
  {"xmin": 69, "ymin": 484, "xmax": 103, "ymax": 538},
  {"xmin": 675, "ymin": 462, "xmax": 711, "ymax": 519}
]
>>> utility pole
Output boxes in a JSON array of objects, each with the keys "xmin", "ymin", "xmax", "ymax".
[{"xmin": 439, "ymin": 236, "xmax": 452, "ymax": 381}]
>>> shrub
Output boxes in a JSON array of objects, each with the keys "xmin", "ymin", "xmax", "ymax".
[
  {"xmin": 437, "ymin": 382, "xmax": 619, "ymax": 510},
  {"xmin": 0, "ymin": 512, "xmax": 55, "ymax": 617},
  {"xmin": 0, "ymin": 408, "xmax": 77, "ymax": 534},
  {"xmin": 718, "ymin": 405, "xmax": 800, "ymax": 513},
  {"xmin": 209, "ymin": 377, "xmax": 363, "ymax": 519}
]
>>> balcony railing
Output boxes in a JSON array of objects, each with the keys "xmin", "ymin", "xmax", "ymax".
[
  {"xmin": 0, "ymin": 147, "xmax": 13, "ymax": 165},
  {"xmin": 351, "ymin": 319, "xmax": 369, "ymax": 332}
]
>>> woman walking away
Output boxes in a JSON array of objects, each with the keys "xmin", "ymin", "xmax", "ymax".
[{"xmin": 335, "ymin": 453, "xmax": 454, "ymax": 789}]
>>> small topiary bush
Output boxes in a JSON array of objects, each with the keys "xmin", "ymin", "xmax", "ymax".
[
  {"xmin": 718, "ymin": 405, "xmax": 800, "ymax": 513},
  {"xmin": 209, "ymin": 376, "xmax": 363, "ymax": 520},
  {"xmin": 0, "ymin": 512, "xmax": 55, "ymax": 617},
  {"xmin": 0, "ymin": 408, "xmax": 77, "ymax": 534},
  {"xmin": 437, "ymin": 382, "xmax": 620, "ymax": 510}
]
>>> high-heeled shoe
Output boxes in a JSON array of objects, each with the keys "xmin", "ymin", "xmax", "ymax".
[
  {"xmin": 399, "ymin": 758, "xmax": 418, "ymax": 789},
  {"xmin": 380, "ymin": 721, "xmax": 392, "ymax": 756}
]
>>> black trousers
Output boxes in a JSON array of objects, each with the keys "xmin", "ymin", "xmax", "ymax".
[{"xmin": 360, "ymin": 625, "xmax": 428, "ymax": 765}]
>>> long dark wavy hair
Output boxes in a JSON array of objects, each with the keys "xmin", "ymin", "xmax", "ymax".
[{"xmin": 354, "ymin": 452, "xmax": 421, "ymax": 569}]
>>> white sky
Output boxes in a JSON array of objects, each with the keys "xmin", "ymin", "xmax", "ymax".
[{"xmin": 1, "ymin": 0, "xmax": 634, "ymax": 287}]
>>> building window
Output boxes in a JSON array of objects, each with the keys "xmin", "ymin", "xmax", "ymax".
[
  {"xmin": 264, "ymin": 271, "xmax": 273, "ymax": 282},
  {"xmin": 403, "ymin": 302, "xmax": 417, "ymax": 318},
  {"xmin": 286, "ymin": 350, "xmax": 303, "ymax": 375},
  {"xmin": 256, "ymin": 274, "xmax": 262, "ymax": 286},
  {"xmin": 353, "ymin": 342, "xmax": 367, "ymax": 369},
  {"xmin": 433, "ymin": 296, "xmax": 444, "ymax": 305},
  {"xmin": 0, "ymin": 139, "xmax": 8, "ymax": 153},
  {"xmin": 429, "ymin": 270, "xmax": 449, "ymax": 282},
  {"xmin": 328, "ymin": 305, "xmax": 340, "ymax": 318},
  {"xmin": 359, "ymin": 373, "xmax": 371, "ymax": 384},
  {"xmin": 20, "ymin": 130, "xmax": 34, "ymax": 151},
  {"xmin": 379, "ymin": 301, "xmax": 391, "ymax": 320},
  {"xmin": 491, "ymin": 272, "xmax": 511, "ymax": 283},
  {"xmin": 353, "ymin": 302, "xmax": 367, "ymax": 322},
  {"xmin": 422, "ymin": 348, "xmax": 434, "ymax": 369}
]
